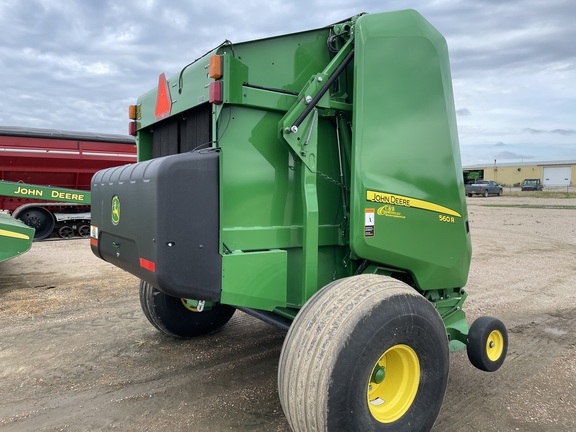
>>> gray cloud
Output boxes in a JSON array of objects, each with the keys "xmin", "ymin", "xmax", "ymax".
[
  {"xmin": 432, "ymin": 0, "xmax": 576, "ymax": 75},
  {"xmin": 551, "ymin": 129, "xmax": 576, "ymax": 136},
  {"xmin": 525, "ymin": 128, "xmax": 576, "ymax": 135},
  {"xmin": 0, "ymin": 0, "xmax": 574, "ymax": 165},
  {"xmin": 495, "ymin": 151, "xmax": 534, "ymax": 160}
]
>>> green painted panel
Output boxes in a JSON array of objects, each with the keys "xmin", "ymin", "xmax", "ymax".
[
  {"xmin": 218, "ymin": 103, "xmax": 346, "ymax": 308},
  {"xmin": 222, "ymin": 225, "xmax": 339, "ymax": 251},
  {"xmin": 221, "ymin": 250, "xmax": 287, "ymax": 310},
  {"xmin": 0, "ymin": 181, "xmax": 91, "ymax": 204},
  {"xmin": 220, "ymin": 29, "xmax": 331, "ymax": 96},
  {"xmin": 240, "ymin": 86, "xmax": 297, "ymax": 112},
  {"xmin": 350, "ymin": 10, "xmax": 471, "ymax": 290},
  {"xmin": 219, "ymin": 106, "xmax": 343, "ymax": 233},
  {"xmin": 0, "ymin": 213, "xmax": 34, "ymax": 262}
]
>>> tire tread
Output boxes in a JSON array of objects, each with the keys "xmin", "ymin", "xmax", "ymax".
[{"xmin": 279, "ymin": 275, "xmax": 427, "ymax": 432}]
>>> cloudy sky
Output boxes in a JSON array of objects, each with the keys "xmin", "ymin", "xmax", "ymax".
[{"xmin": 1, "ymin": 0, "xmax": 574, "ymax": 165}]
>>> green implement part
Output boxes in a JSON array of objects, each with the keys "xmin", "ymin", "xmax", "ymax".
[
  {"xmin": 93, "ymin": 10, "xmax": 469, "ymax": 309},
  {"xmin": 0, "ymin": 212, "xmax": 34, "ymax": 262},
  {"xmin": 0, "ymin": 180, "xmax": 92, "ymax": 247},
  {"xmin": 0, "ymin": 181, "xmax": 91, "ymax": 205},
  {"xmin": 90, "ymin": 10, "xmax": 507, "ymax": 431}
]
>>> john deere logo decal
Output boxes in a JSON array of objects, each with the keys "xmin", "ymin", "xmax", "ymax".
[{"xmin": 111, "ymin": 195, "xmax": 120, "ymax": 225}]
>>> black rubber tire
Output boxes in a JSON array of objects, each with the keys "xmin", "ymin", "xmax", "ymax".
[
  {"xmin": 466, "ymin": 193, "xmax": 473, "ymax": 197},
  {"xmin": 467, "ymin": 316, "xmax": 508, "ymax": 372},
  {"xmin": 498, "ymin": 189, "xmax": 503, "ymax": 196},
  {"xmin": 483, "ymin": 190, "xmax": 489, "ymax": 197},
  {"xmin": 139, "ymin": 280, "xmax": 235, "ymax": 338},
  {"xmin": 278, "ymin": 274, "xmax": 449, "ymax": 432},
  {"xmin": 17, "ymin": 207, "xmax": 55, "ymax": 240}
]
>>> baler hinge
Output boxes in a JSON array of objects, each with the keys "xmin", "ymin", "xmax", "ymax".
[
  {"xmin": 288, "ymin": 49, "xmax": 354, "ymax": 133},
  {"xmin": 280, "ymin": 37, "xmax": 354, "ymax": 171}
]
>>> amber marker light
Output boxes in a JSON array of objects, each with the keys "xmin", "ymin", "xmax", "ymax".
[
  {"xmin": 209, "ymin": 55, "xmax": 223, "ymax": 79},
  {"xmin": 128, "ymin": 104, "xmax": 137, "ymax": 120}
]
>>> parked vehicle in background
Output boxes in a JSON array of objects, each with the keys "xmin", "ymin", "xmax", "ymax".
[
  {"xmin": 521, "ymin": 178, "xmax": 543, "ymax": 191},
  {"xmin": 465, "ymin": 180, "xmax": 503, "ymax": 197}
]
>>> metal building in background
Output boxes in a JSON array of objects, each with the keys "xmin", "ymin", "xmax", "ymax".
[{"xmin": 463, "ymin": 160, "xmax": 576, "ymax": 187}]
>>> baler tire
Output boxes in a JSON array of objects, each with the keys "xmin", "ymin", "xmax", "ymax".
[
  {"xmin": 467, "ymin": 316, "xmax": 508, "ymax": 372},
  {"xmin": 139, "ymin": 280, "xmax": 164, "ymax": 333},
  {"xmin": 139, "ymin": 280, "xmax": 235, "ymax": 338},
  {"xmin": 278, "ymin": 274, "xmax": 449, "ymax": 432}
]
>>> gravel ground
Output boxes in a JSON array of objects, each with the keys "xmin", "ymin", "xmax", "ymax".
[{"xmin": 1, "ymin": 195, "xmax": 575, "ymax": 431}]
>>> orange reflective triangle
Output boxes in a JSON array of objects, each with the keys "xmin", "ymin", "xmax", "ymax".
[{"xmin": 155, "ymin": 73, "xmax": 171, "ymax": 120}]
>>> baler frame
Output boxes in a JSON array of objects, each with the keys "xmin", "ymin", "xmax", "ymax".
[{"xmin": 90, "ymin": 10, "xmax": 508, "ymax": 431}]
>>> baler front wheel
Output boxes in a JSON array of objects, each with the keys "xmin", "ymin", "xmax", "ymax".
[
  {"xmin": 139, "ymin": 280, "xmax": 235, "ymax": 338},
  {"xmin": 467, "ymin": 316, "xmax": 508, "ymax": 372},
  {"xmin": 278, "ymin": 274, "xmax": 449, "ymax": 432}
]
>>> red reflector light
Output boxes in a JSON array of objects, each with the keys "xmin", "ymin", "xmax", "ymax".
[
  {"xmin": 209, "ymin": 81, "xmax": 223, "ymax": 104},
  {"xmin": 139, "ymin": 257, "xmax": 156, "ymax": 272},
  {"xmin": 129, "ymin": 121, "xmax": 137, "ymax": 136},
  {"xmin": 209, "ymin": 55, "xmax": 223, "ymax": 79},
  {"xmin": 155, "ymin": 72, "xmax": 171, "ymax": 120},
  {"xmin": 90, "ymin": 238, "xmax": 98, "ymax": 247}
]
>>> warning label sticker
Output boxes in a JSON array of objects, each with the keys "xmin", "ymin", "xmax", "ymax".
[{"xmin": 365, "ymin": 208, "xmax": 375, "ymax": 237}]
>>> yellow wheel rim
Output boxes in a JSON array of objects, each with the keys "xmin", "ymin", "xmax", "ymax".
[
  {"xmin": 486, "ymin": 330, "xmax": 504, "ymax": 361},
  {"xmin": 367, "ymin": 344, "xmax": 420, "ymax": 423}
]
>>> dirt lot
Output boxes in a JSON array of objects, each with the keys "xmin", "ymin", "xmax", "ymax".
[{"xmin": 1, "ymin": 195, "xmax": 575, "ymax": 432}]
